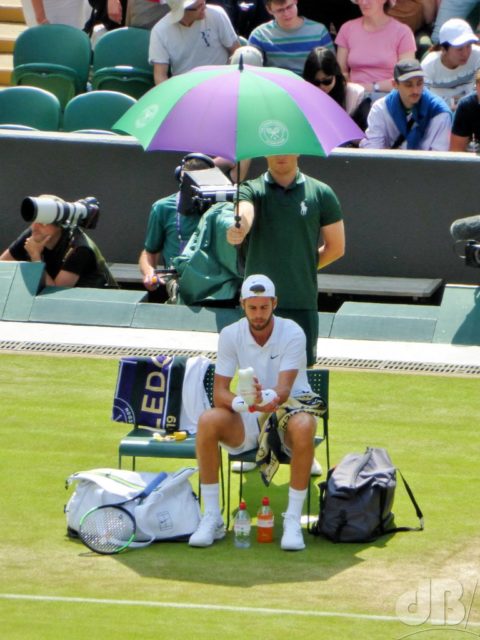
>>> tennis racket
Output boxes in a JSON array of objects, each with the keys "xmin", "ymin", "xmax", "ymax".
[{"xmin": 78, "ymin": 471, "xmax": 168, "ymax": 555}]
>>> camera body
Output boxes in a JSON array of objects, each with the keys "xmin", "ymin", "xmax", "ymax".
[
  {"xmin": 464, "ymin": 241, "xmax": 480, "ymax": 268},
  {"xmin": 178, "ymin": 167, "xmax": 236, "ymax": 217},
  {"xmin": 450, "ymin": 214, "xmax": 480, "ymax": 269},
  {"xmin": 21, "ymin": 196, "xmax": 100, "ymax": 229}
]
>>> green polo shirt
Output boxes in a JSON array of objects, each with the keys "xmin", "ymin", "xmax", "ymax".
[
  {"xmin": 144, "ymin": 193, "xmax": 201, "ymax": 268},
  {"xmin": 239, "ymin": 170, "xmax": 342, "ymax": 310}
]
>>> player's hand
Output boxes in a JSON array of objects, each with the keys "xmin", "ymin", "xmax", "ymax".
[{"xmin": 250, "ymin": 389, "xmax": 279, "ymax": 414}]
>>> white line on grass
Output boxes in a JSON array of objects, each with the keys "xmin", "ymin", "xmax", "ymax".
[{"xmin": 1, "ymin": 593, "xmax": 479, "ymax": 628}]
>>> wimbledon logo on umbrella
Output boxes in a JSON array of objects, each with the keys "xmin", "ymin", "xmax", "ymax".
[
  {"xmin": 258, "ymin": 120, "xmax": 289, "ymax": 147},
  {"xmin": 135, "ymin": 104, "xmax": 160, "ymax": 128}
]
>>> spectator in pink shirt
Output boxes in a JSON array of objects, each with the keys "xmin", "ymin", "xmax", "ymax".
[{"xmin": 336, "ymin": 0, "xmax": 416, "ymax": 99}]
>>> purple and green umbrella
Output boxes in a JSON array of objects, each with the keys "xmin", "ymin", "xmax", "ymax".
[{"xmin": 114, "ymin": 63, "xmax": 363, "ymax": 162}]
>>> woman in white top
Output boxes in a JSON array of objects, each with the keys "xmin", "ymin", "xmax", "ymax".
[{"xmin": 303, "ymin": 46, "xmax": 370, "ymax": 131}]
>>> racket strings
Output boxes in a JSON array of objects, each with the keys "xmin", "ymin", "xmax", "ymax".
[{"xmin": 80, "ymin": 506, "xmax": 135, "ymax": 554}]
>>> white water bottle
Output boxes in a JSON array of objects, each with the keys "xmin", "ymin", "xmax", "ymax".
[
  {"xmin": 237, "ymin": 367, "xmax": 256, "ymax": 407},
  {"xmin": 233, "ymin": 500, "xmax": 251, "ymax": 548}
]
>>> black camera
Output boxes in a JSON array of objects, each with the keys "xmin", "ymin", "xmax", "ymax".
[
  {"xmin": 178, "ymin": 167, "xmax": 236, "ymax": 217},
  {"xmin": 21, "ymin": 196, "xmax": 100, "ymax": 229},
  {"xmin": 450, "ymin": 214, "xmax": 480, "ymax": 269},
  {"xmin": 464, "ymin": 241, "xmax": 480, "ymax": 268}
]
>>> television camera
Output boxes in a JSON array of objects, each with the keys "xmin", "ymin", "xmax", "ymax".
[
  {"xmin": 178, "ymin": 167, "xmax": 236, "ymax": 217},
  {"xmin": 450, "ymin": 214, "xmax": 480, "ymax": 268}
]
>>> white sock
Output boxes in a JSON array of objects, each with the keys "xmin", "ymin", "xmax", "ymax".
[
  {"xmin": 201, "ymin": 483, "xmax": 221, "ymax": 517},
  {"xmin": 285, "ymin": 487, "xmax": 307, "ymax": 521}
]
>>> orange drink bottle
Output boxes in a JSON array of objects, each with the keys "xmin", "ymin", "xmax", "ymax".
[{"xmin": 256, "ymin": 496, "xmax": 274, "ymax": 543}]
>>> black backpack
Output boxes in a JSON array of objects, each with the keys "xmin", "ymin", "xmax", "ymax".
[{"xmin": 311, "ymin": 447, "xmax": 424, "ymax": 543}]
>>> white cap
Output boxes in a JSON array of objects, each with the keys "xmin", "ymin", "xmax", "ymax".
[
  {"xmin": 439, "ymin": 18, "xmax": 479, "ymax": 46},
  {"xmin": 230, "ymin": 46, "xmax": 264, "ymax": 67},
  {"xmin": 166, "ymin": 0, "xmax": 197, "ymax": 23},
  {"xmin": 241, "ymin": 274, "xmax": 276, "ymax": 299}
]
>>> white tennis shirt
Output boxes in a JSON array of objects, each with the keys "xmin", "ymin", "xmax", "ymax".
[{"xmin": 215, "ymin": 316, "xmax": 312, "ymax": 395}]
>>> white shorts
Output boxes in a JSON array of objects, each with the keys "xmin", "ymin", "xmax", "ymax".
[{"xmin": 220, "ymin": 412, "xmax": 259, "ymax": 455}]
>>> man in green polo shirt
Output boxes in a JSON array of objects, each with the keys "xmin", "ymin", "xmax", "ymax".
[
  {"xmin": 227, "ymin": 154, "xmax": 345, "ymax": 366},
  {"xmin": 139, "ymin": 153, "xmax": 215, "ymax": 301}
]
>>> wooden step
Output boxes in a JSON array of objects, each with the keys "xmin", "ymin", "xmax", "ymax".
[
  {"xmin": 0, "ymin": 51, "xmax": 12, "ymax": 84},
  {"xmin": 0, "ymin": 22, "xmax": 26, "ymax": 52},
  {"xmin": 0, "ymin": 1, "xmax": 24, "ymax": 24}
]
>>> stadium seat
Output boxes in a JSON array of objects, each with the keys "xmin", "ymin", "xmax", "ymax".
[
  {"xmin": 0, "ymin": 86, "xmax": 61, "ymax": 131},
  {"xmin": 12, "ymin": 24, "xmax": 92, "ymax": 109},
  {"xmin": 91, "ymin": 27, "xmax": 154, "ymax": 99},
  {"xmin": 62, "ymin": 90, "xmax": 136, "ymax": 134}
]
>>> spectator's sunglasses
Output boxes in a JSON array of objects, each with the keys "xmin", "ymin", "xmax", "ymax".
[{"xmin": 313, "ymin": 77, "xmax": 335, "ymax": 87}]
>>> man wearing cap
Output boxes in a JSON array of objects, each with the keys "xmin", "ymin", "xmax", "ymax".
[
  {"xmin": 149, "ymin": 0, "xmax": 240, "ymax": 84},
  {"xmin": 422, "ymin": 18, "xmax": 480, "ymax": 109},
  {"xmin": 360, "ymin": 59, "xmax": 452, "ymax": 150},
  {"xmin": 189, "ymin": 274, "xmax": 326, "ymax": 551}
]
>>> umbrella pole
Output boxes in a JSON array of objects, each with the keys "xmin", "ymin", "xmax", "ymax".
[{"xmin": 234, "ymin": 160, "xmax": 241, "ymax": 229}]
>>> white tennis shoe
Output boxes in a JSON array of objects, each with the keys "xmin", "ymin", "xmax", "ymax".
[
  {"xmin": 281, "ymin": 514, "xmax": 305, "ymax": 551},
  {"xmin": 188, "ymin": 513, "xmax": 225, "ymax": 547}
]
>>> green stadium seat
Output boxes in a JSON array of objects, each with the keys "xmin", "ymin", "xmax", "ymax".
[
  {"xmin": 62, "ymin": 90, "xmax": 136, "ymax": 134},
  {"xmin": 91, "ymin": 27, "xmax": 154, "ymax": 99},
  {"xmin": 12, "ymin": 24, "xmax": 92, "ymax": 109},
  {"xmin": 0, "ymin": 86, "xmax": 61, "ymax": 131}
]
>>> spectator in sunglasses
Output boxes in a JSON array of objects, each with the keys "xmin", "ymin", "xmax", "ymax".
[{"xmin": 303, "ymin": 46, "xmax": 371, "ymax": 131}]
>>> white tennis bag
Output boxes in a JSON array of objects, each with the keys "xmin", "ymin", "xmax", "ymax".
[{"xmin": 65, "ymin": 467, "xmax": 200, "ymax": 544}]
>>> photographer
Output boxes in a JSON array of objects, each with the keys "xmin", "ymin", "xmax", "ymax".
[{"xmin": 0, "ymin": 195, "xmax": 116, "ymax": 288}]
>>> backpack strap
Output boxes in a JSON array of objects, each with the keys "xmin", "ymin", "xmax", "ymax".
[{"xmin": 383, "ymin": 469, "xmax": 424, "ymax": 534}]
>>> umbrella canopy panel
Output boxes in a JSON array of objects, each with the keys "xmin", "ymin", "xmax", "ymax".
[{"xmin": 115, "ymin": 64, "xmax": 363, "ymax": 162}]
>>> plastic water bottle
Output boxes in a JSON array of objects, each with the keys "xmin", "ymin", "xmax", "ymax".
[
  {"xmin": 237, "ymin": 367, "xmax": 256, "ymax": 407},
  {"xmin": 233, "ymin": 500, "xmax": 251, "ymax": 548},
  {"xmin": 256, "ymin": 496, "xmax": 274, "ymax": 543}
]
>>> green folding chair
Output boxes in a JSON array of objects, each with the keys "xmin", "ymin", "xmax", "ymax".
[
  {"xmin": 116, "ymin": 359, "xmax": 224, "ymax": 510},
  {"xmin": 0, "ymin": 86, "xmax": 61, "ymax": 131},
  {"xmin": 91, "ymin": 27, "xmax": 154, "ymax": 99},
  {"xmin": 62, "ymin": 90, "xmax": 136, "ymax": 134},
  {"xmin": 226, "ymin": 368, "xmax": 330, "ymax": 529},
  {"xmin": 12, "ymin": 24, "xmax": 92, "ymax": 109}
]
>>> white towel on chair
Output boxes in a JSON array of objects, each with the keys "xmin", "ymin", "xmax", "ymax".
[{"xmin": 179, "ymin": 355, "xmax": 212, "ymax": 433}]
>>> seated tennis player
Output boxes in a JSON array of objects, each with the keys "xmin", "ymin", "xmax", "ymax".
[{"xmin": 189, "ymin": 274, "xmax": 326, "ymax": 551}]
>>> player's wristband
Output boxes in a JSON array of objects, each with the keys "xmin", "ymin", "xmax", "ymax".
[
  {"xmin": 232, "ymin": 396, "xmax": 248, "ymax": 413},
  {"xmin": 258, "ymin": 389, "xmax": 277, "ymax": 407}
]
